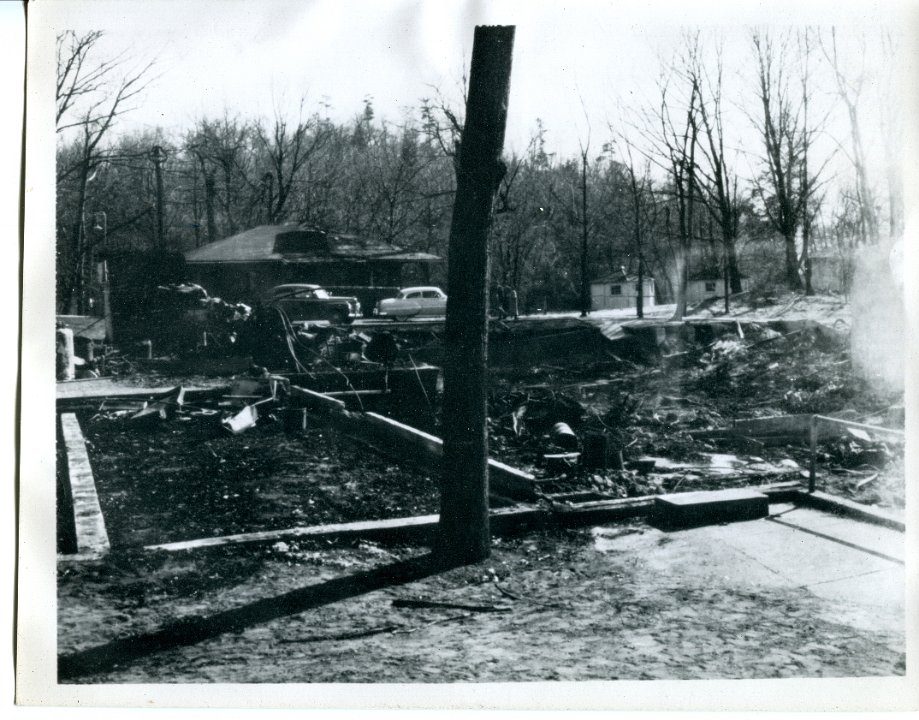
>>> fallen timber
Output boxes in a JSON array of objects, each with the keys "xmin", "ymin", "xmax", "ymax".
[
  {"xmin": 134, "ymin": 479, "xmax": 905, "ymax": 556},
  {"xmin": 289, "ymin": 385, "xmax": 537, "ymax": 501}
]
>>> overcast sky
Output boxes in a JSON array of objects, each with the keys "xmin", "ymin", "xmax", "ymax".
[{"xmin": 33, "ymin": 0, "xmax": 917, "ymax": 162}]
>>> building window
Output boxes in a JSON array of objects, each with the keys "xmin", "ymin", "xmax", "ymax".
[
  {"xmin": 705, "ymin": 281, "xmax": 716, "ymax": 292},
  {"xmin": 610, "ymin": 284, "xmax": 622, "ymax": 296}
]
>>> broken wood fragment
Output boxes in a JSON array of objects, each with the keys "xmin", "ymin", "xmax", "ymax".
[
  {"xmin": 130, "ymin": 386, "xmax": 186, "ymax": 422},
  {"xmin": 392, "ymin": 599, "xmax": 512, "ymax": 613}
]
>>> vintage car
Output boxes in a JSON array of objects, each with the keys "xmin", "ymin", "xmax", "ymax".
[
  {"xmin": 263, "ymin": 284, "xmax": 361, "ymax": 324},
  {"xmin": 374, "ymin": 286, "xmax": 448, "ymax": 319}
]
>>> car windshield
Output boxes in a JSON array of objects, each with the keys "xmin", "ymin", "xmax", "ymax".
[{"xmin": 312, "ymin": 288, "xmax": 331, "ymax": 299}]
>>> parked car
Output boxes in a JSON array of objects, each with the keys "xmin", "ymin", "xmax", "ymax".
[
  {"xmin": 374, "ymin": 286, "xmax": 448, "ymax": 319},
  {"xmin": 263, "ymin": 284, "xmax": 361, "ymax": 324}
]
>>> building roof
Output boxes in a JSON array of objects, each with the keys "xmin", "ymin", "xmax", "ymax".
[{"xmin": 185, "ymin": 224, "xmax": 440, "ymax": 264}]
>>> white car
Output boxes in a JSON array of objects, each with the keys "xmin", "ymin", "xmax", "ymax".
[{"xmin": 374, "ymin": 286, "xmax": 447, "ymax": 319}]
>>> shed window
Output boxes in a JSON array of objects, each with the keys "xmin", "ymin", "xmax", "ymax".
[
  {"xmin": 610, "ymin": 284, "xmax": 622, "ymax": 296},
  {"xmin": 705, "ymin": 281, "xmax": 717, "ymax": 292}
]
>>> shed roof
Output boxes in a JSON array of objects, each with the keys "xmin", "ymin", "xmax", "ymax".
[{"xmin": 185, "ymin": 224, "xmax": 440, "ymax": 264}]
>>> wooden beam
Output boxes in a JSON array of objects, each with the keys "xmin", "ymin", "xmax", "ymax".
[
  {"xmin": 327, "ymin": 409, "xmax": 536, "ymax": 500},
  {"xmin": 143, "ymin": 505, "xmax": 548, "ymax": 553}
]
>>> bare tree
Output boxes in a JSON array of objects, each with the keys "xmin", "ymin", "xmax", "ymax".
[
  {"xmin": 689, "ymin": 37, "xmax": 743, "ymax": 304},
  {"xmin": 186, "ymin": 114, "xmax": 255, "ymax": 238},
  {"xmin": 622, "ymin": 34, "xmax": 701, "ymax": 318},
  {"xmin": 253, "ymin": 99, "xmax": 331, "ymax": 223},
  {"xmin": 798, "ymin": 28, "xmax": 826, "ymax": 295},
  {"xmin": 821, "ymin": 28, "xmax": 879, "ymax": 245},
  {"xmin": 879, "ymin": 30, "xmax": 904, "ymax": 240},
  {"xmin": 616, "ymin": 140, "xmax": 651, "ymax": 318},
  {"xmin": 577, "ymin": 131, "xmax": 592, "ymax": 317},
  {"xmin": 749, "ymin": 30, "xmax": 806, "ymax": 291},
  {"xmin": 56, "ymin": 30, "xmax": 156, "ymax": 313},
  {"xmin": 748, "ymin": 28, "xmax": 833, "ymax": 292},
  {"xmin": 420, "ymin": 78, "xmax": 467, "ymax": 178}
]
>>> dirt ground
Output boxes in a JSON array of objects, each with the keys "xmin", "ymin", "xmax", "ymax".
[
  {"xmin": 56, "ymin": 291, "xmax": 906, "ymax": 687},
  {"xmin": 57, "ymin": 522, "xmax": 904, "ymax": 684}
]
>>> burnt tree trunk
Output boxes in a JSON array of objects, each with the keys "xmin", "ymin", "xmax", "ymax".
[
  {"xmin": 438, "ymin": 25, "xmax": 515, "ymax": 565},
  {"xmin": 580, "ymin": 150, "xmax": 590, "ymax": 317}
]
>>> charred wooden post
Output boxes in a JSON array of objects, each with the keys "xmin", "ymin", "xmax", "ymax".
[{"xmin": 438, "ymin": 25, "xmax": 515, "ymax": 564}]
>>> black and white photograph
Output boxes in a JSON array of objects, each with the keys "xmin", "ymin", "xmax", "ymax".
[{"xmin": 13, "ymin": 0, "xmax": 919, "ymax": 710}]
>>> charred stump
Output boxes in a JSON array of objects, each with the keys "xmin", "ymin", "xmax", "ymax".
[{"xmin": 437, "ymin": 25, "xmax": 515, "ymax": 564}]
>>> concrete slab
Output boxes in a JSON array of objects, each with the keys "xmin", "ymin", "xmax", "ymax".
[
  {"xmin": 765, "ymin": 505, "xmax": 904, "ymax": 563},
  {"xmin": 60, "ymin": 413, "xmax": 109, "ymax": 557},
  {"xmin": 653, "ymin": 488, "xmax": 769, "ymax": 528},
  {"xmin": 593, "ymin": 505, "xmax": 905, "ymax": 638}
]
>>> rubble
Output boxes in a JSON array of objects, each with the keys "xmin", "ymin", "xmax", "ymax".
[
  {"xmin": 59, "ymin": 286, "xmax": 905, "ymax": 545},
  {"xmin": 486, "ymin": 317, "xmax": 903, "ymax": 510}
]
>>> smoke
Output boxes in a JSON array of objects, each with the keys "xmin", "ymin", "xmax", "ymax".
[{"xmin": 848, "ymin": 238, "xmax": 905, "ymax": 396}]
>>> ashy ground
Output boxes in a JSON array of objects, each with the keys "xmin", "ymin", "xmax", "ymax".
[{"xmin": 57, "ymin": 503, "xmax": 905, "ymax": 685}]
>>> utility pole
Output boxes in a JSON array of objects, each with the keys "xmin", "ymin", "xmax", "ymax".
[
  {"xmin": 438, "ymin": 25, "xmax": 515, "ymax": 565},
  {"xmin": 152, "ymin": 145, "xmax": 166, "ymax": 249}
]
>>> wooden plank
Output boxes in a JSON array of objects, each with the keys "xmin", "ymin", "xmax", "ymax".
[
  {"xmin": 349, "ymin": 411, "xmax": 536, "ymax": 499},
  {"xmin": 60, "ymin": 413, "xmax": 109, "ymax": 557},
  {"xmin": 289, "ymin": 385, "xmax": 347, "ymax": 412},
  {"xmin": 57, "ymin": 381, "xmax": 222, "ymax": 402},
  {"xmin": 732, "ymin": 414, "xmax": 815, "ymax": 437},
  {"xmin": 554, "ymin": 496, "xmax": 655, "ymax": 526},
  {"xmin": 813, "ymin": 415, "xmax": 906, "ymax": 444},
  {"xmin": 144, "ymin": 505, "xmax": 548, "ymax": 553}
]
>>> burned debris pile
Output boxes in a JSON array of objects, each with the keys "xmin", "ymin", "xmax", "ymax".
[
  {"xmin": 488, "ymin": 320, "xmax": 903, "ymax": 509},
  {"xmin": 75, "ymin": 373, "xmax": 441, "ymax": 549},
  {"xmin": 58, "ymin": 284, "xmax": 904, "ymax": 552}
]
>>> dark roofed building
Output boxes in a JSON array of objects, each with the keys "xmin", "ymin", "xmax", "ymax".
[{"xmin": 183, "ymin": 224, "xmax": 441, "ymax": 311}]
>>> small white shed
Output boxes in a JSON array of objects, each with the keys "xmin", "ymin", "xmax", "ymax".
[
  {"xmin": 686, "ymin": 271, "xmax": 751, "ymax": 305},
  {"xmin": 590, "ymin": 271, "xmax": 656, "ymax": 311}
]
